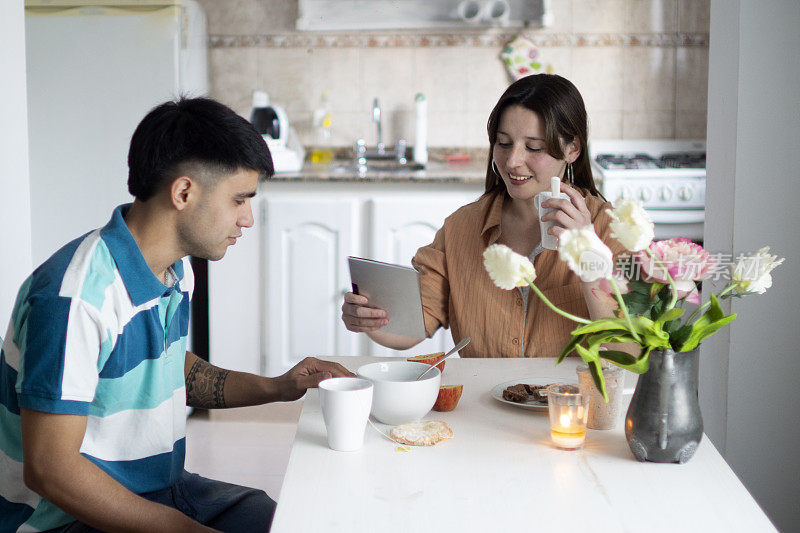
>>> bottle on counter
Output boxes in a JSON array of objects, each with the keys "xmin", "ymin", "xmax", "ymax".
[
  {"xmin": 311, "ymin": 90, "xmax": 333, "ymax": 163},
  {"xmin": 413, "ymin": 92, "xmax": 428, "ymax": 166},
  {"xmin": 249, "ymin": 90, "xmax": 280, "ymax": 139}
]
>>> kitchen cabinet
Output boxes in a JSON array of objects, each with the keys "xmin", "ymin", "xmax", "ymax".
[
  {"xmin": 208, "ymin": 179, "xmax": 482, "ymax": 376},
  {"xmin": 368, "ymin": 195, "xmax": 475, "ymax": 358},
  {"xmin": 263, "ymin": 196, "xmax": 361, "ymax": 376}
]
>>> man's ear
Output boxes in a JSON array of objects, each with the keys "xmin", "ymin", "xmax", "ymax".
[{"xmin": 170, "ymin": 176, "xmax": 194, "ymax": 211}]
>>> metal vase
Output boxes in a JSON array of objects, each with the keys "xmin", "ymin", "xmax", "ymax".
[{"xmin": 624, "ymin": 348, "xmax": 703, "ymax": 463}]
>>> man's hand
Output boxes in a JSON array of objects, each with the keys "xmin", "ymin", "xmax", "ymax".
[
  {"xmin": 274, "ymin": 357, "xmax": 355, "ymax": 402},
  {"xmin": 184, "ymin": 352, "xmax": 354, "ymax": 407}
]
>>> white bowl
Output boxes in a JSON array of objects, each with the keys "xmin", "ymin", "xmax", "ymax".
[{"xmin": 356, "ymin": 361, "xmax": 441, "ymax": 425}]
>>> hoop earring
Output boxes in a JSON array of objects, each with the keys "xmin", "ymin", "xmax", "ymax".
[
  {"xmin": 491, "ymin": 160, "xmax": 501, "ymax": 177},
  {"xmin": 565, "ymin": 161, "xmax": 574, "ymax": 185}
]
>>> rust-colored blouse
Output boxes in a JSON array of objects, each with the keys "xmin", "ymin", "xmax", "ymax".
[{"xmin": 411, "ymin": 190, "xmax": 625, "ymax": 358}]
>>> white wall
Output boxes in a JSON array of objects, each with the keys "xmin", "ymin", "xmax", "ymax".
[
  {"xmin": 702, "ymin": 1, "xmax": 800, "ymax": 531},
  {"xmin": 0, "ymin": 2, "xmax": 33, "ymax": 331}
]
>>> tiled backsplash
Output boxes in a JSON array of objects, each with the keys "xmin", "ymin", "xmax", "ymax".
[{"xmin": 198, "ymin": 0, "xmax": 709, "ymax": 148}]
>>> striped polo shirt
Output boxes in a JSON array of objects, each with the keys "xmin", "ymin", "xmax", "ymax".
[{"xmin": 0, "ymin": 204, "xmax": 193, "ymax": 532}]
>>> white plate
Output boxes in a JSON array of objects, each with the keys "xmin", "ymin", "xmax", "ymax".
[{"xmin": 490, "ymin": 377, "xmax": 576, "ymax": 411}]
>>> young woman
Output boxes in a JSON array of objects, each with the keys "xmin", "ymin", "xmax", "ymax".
[{"xmin": 342, "ymin": 74, "xmax": 625, "ymax": 358}]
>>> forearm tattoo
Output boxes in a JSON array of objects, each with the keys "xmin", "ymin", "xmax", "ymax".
[{"xmin": 185, "ymin": 358, "xmax": 229, "ymax": 408}]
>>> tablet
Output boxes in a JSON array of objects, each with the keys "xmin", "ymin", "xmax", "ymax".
[{"xmin": 347, "ymin": 256, "xmax": 427, "ymax": 339}]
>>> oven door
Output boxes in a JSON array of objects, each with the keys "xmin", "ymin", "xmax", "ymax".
[{"xmin": 648, "ymin": 209, "xmax": 704, "ymax": 242}]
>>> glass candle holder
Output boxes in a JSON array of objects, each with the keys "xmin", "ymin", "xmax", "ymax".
[
  {"xmin": 547, "ymin": 383, "xmax": 589, "ymax": 449},
  {"xmin": 576, "ymin": 363, "xmax": 624, "ymax": 430}
]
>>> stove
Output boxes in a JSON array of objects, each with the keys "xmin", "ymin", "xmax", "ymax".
[{"xmin": 589, "ymin": 139, "xmax": 706, "ymax": 241}]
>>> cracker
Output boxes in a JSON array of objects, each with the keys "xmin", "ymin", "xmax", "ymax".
[{"xmin": 389, "ymin": 421, "xmax": 453, "ymax": 446}]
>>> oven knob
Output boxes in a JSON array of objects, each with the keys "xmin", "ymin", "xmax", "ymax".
[
  {"xmin": 658, "ymin": 186, "xmax": 673, "ymax": 202},
  {"xmin": 639, "ymin": 187, "xmax": 653, "ymax": 202},
  {"xmin": 679, "ymin": 186, "xmax": 693, "ymax": 201}
]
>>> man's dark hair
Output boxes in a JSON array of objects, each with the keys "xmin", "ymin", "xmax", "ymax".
[{"xmin": 128, "ymin": 97, "xmax": 273, "ymax": 201}]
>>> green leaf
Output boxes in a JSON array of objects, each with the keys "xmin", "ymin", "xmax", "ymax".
[
  {"xmin": 627, "ymin": 279, "xmax": 652, "ymax": 295},
  {"xmin": 670, "ymin": 323, "xmax": 692, "ymax": 349},
  {"xmin": 622, "ymin": 290, "xmax": 654, "ymax": 317},
  {"xmin": 585, "ymin": 331, "xmax": 636, "ymax": 349},
  {"xmin": 588, "ymin": 361, "xmax": 609, "ymax": 403},
  {"xmin": 557, "ymin": 333, "xmax": 586, "ymax": 364},
  {"xmin": 674, "ymin": 293, "xmax": 737, "ymax": 352},
  {"xmin": 572, "ymin": 317, "xmax": 630, "ymax": 335},
  {"xmin": 601, "ymin": 348, "xmax": 651, "ymax": 374},
  {"xmin": 598, "ymin": 349, "xmax": 637, "ymax": 366},
  {"xmin": 678, "ymin": 314, "xmax": 737, "ymax": 352},
  {"xmin": 574, "ymin": 342, "xmax": 600, "ymax": 364},
  {"xmin": 662, "ymin": 319, "xmax": 683, "ymax": 335},
  {"xmin": 622, "ymin": 290, "xmax": 650, "ymax": 304},
  {"xmin": 707, "ymin": 292, "xmax": 726, "ymax": 320},
  {"xmin": 650, "ymin": 282, "xmax": 665, "ymax": 299},
  {"xmin": 658, "ymin": 284, "xmax": 672, "ymax": 301},
  {"xmin": 575, "ymin": 344, "xmax": 608, "ymax": 402},
  {"xmin": 572, "ymin": 315, "xmax": 670, "ymax": 351},
  {"xmin": 583, "ymin": 332, "xmax": 653, "ymax": 373},
  {"xmin": 656, "ymin": 307, "xmax": 685, "ymax": 324},
  {"xmin": 624, "ymin": 316, "xmax": 670, "ymax": 347}
]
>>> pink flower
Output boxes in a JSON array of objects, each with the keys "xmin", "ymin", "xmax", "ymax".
[
  {"xmin": 592, "ymin": 272, "xmax": 630, "ymax": 311},
  {"xmin": 599, "ymin": 273, "xmax": 629, "ymax": 296},
  {"xmin": 636, "ymin": 238, "xmax": 718, "ymax": 304}
]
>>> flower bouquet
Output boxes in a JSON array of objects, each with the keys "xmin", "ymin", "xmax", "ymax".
[{"xmin": 483, "ymin": 199, "xmax": 785, "ymax": 402}]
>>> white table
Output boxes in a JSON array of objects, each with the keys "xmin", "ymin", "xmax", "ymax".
[{"xmin": 271, "ymin": 357, "xmax": 775, "ymax": 532}]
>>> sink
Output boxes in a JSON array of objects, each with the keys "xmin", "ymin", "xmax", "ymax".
[{"xmin": 331, "ymin": 160, "xmax": 426, "ymax": 174}]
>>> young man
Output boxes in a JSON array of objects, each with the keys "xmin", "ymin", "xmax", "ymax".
[{"xmin": 0, "ymin": 98, "xmax": 353, "ymax": 532}]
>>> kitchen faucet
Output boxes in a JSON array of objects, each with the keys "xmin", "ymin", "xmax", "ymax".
[{"xmin": 354, "ymin": 97, "xmax": 408, "ymax": 167}]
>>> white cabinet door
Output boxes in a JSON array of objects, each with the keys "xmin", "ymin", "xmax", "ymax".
[
  {"xmin": 369, "ymin": 195, "xmax": 475, "ymax": 358},
  {"xmin": 208, "ymin": 197, "xmax": 263, "ymax": 375},
  {"xmin": 264, "ymin": 197, "xmax": 360, "ymax": 376}
]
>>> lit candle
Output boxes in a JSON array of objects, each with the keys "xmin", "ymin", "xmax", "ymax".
[{"xmin": 547, "ymin": 384, "xmax": 589, "ymax": 449}]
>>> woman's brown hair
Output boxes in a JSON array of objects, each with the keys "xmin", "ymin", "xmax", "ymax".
[{"xmin": 484, "ymin": 74, "xmax": 602, "ymax": 198}]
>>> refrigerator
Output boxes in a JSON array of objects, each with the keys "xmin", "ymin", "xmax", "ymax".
[{"xmin": 25, "ymin": 0, "xmax": 209, "ymax": 265}]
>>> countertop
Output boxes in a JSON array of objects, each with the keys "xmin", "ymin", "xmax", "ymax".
[{"xmin": 267, "ymin": 157, "xmax": 487, "ymax": 184}]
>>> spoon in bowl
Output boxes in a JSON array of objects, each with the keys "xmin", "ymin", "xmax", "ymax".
[{"xmin": 415, "ymin": 337, "xmax": 471, "ymax": 381}]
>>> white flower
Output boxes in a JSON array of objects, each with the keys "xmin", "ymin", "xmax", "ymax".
[
  {"xmin": 558, "ymin": 226, "xmax": 614, "ymax": 282},
  {"xmin": 731, "ymin": 246, "xmax": 785, "ymax": 294},
  {"xmin": 483, "ymin": 244, "xmax": 536, "ymax": 290},
  {"xmin": 606, "ymin": 199, "xmax": 655, "ymax": 252}
]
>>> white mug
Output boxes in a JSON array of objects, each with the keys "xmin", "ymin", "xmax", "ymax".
[
  {"xmin": 456, "ymin": 0, "xmax": 481, "ymax": 24},
  {"xmin": 319, "ymin": 378, "xmax": 373, "ymax": 452},
  {"xmin": 534, "ymin": 190, "xmax": 569, "ymax": 250},
  {"xmin": 482, "ymin": 0, "xmax": 510, "ymax": 26}
]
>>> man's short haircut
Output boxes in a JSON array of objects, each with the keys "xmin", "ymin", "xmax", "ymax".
[{"xmin": 128, "ymin": 97, "xmax": 273, "ymax": 201}]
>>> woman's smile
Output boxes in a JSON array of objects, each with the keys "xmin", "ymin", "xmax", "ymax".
[{"xmin": 508, "ymin": 173, "xmax": 533, "ymax": 184}]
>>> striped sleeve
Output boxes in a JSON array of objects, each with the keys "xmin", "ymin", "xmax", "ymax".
[{"xmin": 17, "ymin": 296, "xmax": 102, "ymax": 415}]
